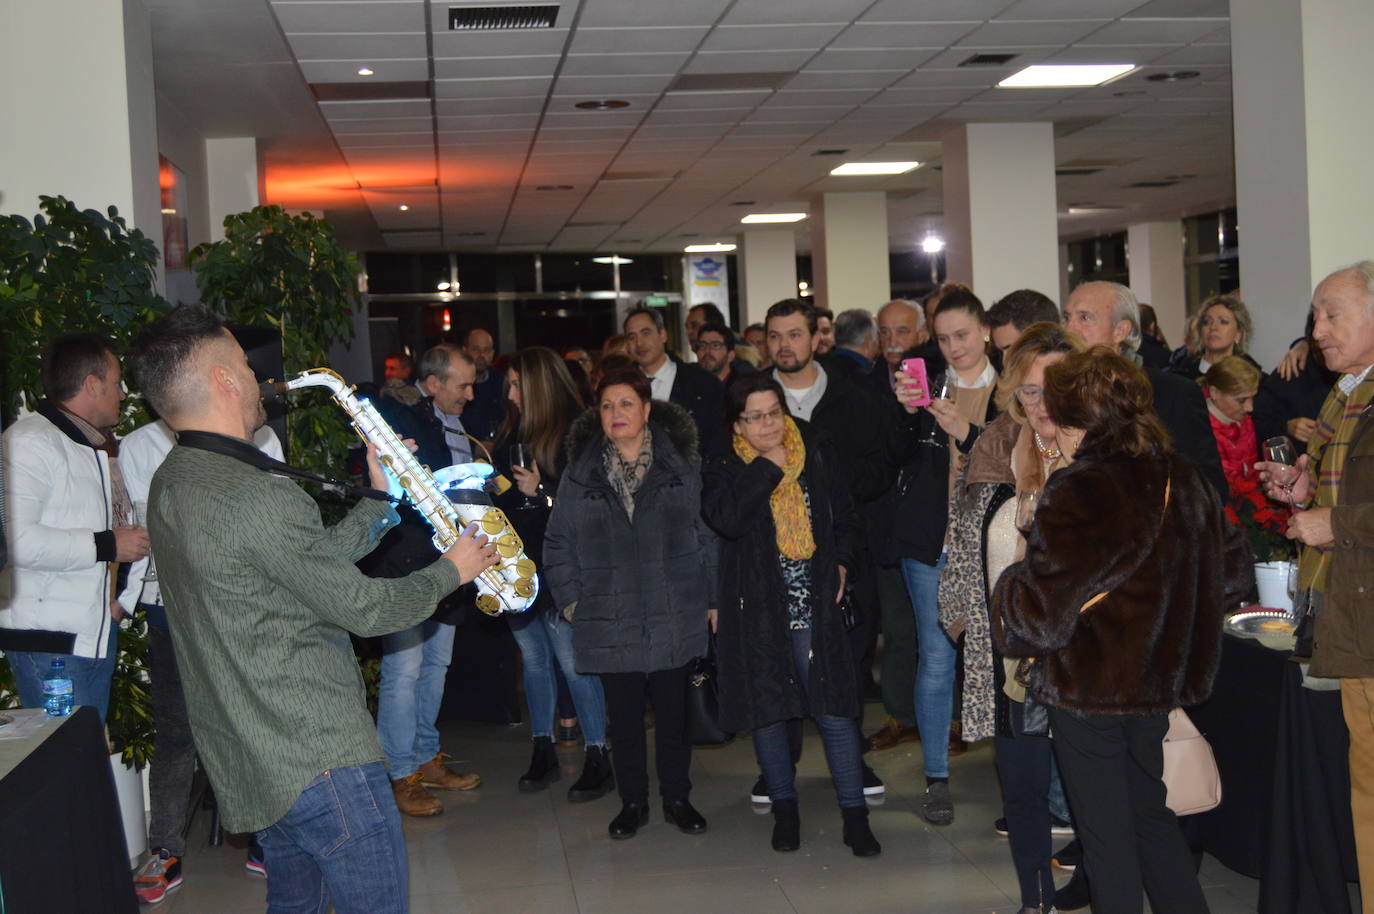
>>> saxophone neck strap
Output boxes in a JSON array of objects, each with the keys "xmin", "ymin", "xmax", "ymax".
[{"xmin": 176, "ymin": 430, "xmax": 395, "ymax": 503}]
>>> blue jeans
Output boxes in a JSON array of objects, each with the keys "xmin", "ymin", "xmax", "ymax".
[
  {"xmin": 752, "ymin": 627, "xmax": 865, "ymax": 809},
  {"xmin": 256, "ymin": 762, "xmax": 408, "ymax": 914},
  {"xmin": 9, "ymin": 625, "xmax": 118, "ymax": 724},
  {"xmin": 376, "ymin": 621, "xmax": 454, "ymax": 779},
  {"xmin": 901, "ymin": 555, "xmax": 955, "ymax": 779},
  {"xmin": 507, "ymin": 608, "xmax": 607, "ymax": 746}
]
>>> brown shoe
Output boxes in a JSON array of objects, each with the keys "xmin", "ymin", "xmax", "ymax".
[
  {"xmin": 866, "ymin": 717, "xmax": 920, "ymax": 752},
  {"xmin": 392, "ymin": 772, "xmax": 442, "ymax": 817},
  {"xmin": 418, "ymin": 753, "xmax": 481, "ymax": 791}
]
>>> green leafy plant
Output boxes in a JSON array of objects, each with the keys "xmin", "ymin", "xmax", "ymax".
[
  {"xmin": 109, "ymin": 610, "xmax": 154, "ymax": 769},
  {"xmin": 188, "ymin": 205, "xmax": 362, "ymax": 481}
]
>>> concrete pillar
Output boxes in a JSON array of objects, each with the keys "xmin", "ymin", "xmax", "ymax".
[
  {"xmin": 809, "ymin": 193, "xmax": 890, "ymax": 314},
  {"xmin": 738, "ymin": 228, "xmax": 798, "ymax": 327},
  {"xmin": 206, "ymin": 138, "xmax": 261, "ymax": 241},
  {"xmin": 941, "ymin": 123, "xmax": 1059, "ymax": 306},
  {"xmin": 0, "ymin": 0, "xmax": 160, "ymax": 242},
  {"xmin": 1232, "ymin": 0, "xmax": 1374, "ymax": 369},
  {"xmin": 1127, "ymin": 221, "xmax": 1187, "ymax": 344}
]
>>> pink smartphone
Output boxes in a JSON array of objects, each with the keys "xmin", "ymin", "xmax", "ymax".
[{"xmin": 900, "ymin": 357, "xmax": 932, "ymax": 408}]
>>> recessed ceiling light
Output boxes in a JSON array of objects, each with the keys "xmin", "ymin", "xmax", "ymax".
[
  {"xmin": 398, "ymin": 204, "xmax": 409, "ymax": 211},
  {"xmin": 684, "ymin": 243, "xmax": 736, "ymax": 253},
  {"xmin": 357, "ymin": 67, "xmax": 375, "ymax": 77},
  {"xmin": 160, "ymin": 208, "xmax": 177, "ymax": 215},
  {"xmin": 1066, "ymin": 205, "xmax": 1125, "ymax": 215},
  {"xmin": 921, "ymin": 235, "xmax": 945, "ymax": 254},
  {"xmin": 998, "ymin": 64, "xmax": 1136, "ymax": 88},
  {"xmin": 436, "ymin": 281, "xmax": 451, "ymax": 290},
  {"xmin": 741, "ymin": 213, "xmax": 807, "ymax": 224},
  {"xmin": 830, "ymin": 161, "xmax": 922, "ymax": 176},
  {"xmin": 1145, "ymin": 70, "xmax": 1201, "ymax": 83},
  {"xmin": 574, "ymin": 99, "xmax": 630, "ymax": 110},
  {"xmin": 592, "ymin": 256, "xmax": 634, "ymax": 264}
]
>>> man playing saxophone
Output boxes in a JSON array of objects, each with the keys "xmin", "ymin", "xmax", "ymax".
[{"xmin": 128, "ymin": 304, "xmax": 497, "ymax": 914}]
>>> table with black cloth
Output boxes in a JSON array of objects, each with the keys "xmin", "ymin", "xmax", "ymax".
[
  {"xmin": 0, "ymin": 706, "xmax": 136, "ymax": 913},
  {"xmin": 1183, "ymin": 632, "xmax": 1359, "ymax": 913}
]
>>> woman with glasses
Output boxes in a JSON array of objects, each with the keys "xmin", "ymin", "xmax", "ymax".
[
  {"xmin": 941, "ymin": 323, "xmax": 1081, "ymax": 914},
  {"xmin": 701, "ymin": 373, "xmax": 878, "ymax": 856}
]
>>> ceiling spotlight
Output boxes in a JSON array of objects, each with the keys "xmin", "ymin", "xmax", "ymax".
[
  {"xmin": 574, "ymin": 99, "xmax": 631, "ymax": 110},
  {"xmin": 357, "ymin": 67, "xmax": 375, "ymax": 77},
  {"xmin": 798, "ymin": 281, "xmax": 809, "ymax": 291},
  {"xmin": 830, "ymin": 161, "xmax": 921, "ymax": 176},
  {"xmin": 997, "ymin": 64, "xmax": 1136, "ymax": 88},
  {"xmin": 741, "ymin": 213, "xmax": 807, "ymax": 224},
  {"xmin": 684, "ymin": 243, "xmax": 736, "ymax": 253},
  {"xmin": 1145, "ymin": 70, "xmax": 1201, "ymax": 83},
  {"xmin": 921, "ymin": 235, "xmax": 945, "ymax": 254},
  {"xmin": 592, "ymin": 256, "xmax": 633, "ymax": 264},
  {"xmin": 1066, "ymin": 205, "xmax": 1124, "ymax": 215},
  {"xmin": 398, "ymin": 204, "xmax": 409, "ymax": 211}
]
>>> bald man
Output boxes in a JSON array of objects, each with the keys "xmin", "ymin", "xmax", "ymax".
[{"xmin": 460, "ymin": 328, "xmax": 505, "ymax": 442}]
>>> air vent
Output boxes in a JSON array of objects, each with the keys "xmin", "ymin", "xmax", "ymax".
[
  {"xmin": 1056, "ymin": 167, "xmax": 1102, "ymax": 176},
  {"xmin": 311, "ymin": 81, "xmax": 431, "ymax": 102},
  {"xmin": 958, "ymin": 53, "xmax": 1019, "ymax": 67},
  {"xmin": 448, "ymin": 5, "xmax": 559, "ymax": 30},
  {"xmin": 811, "ymin": 149, "xmax": 849, "ymax": 157},
  {"xmin": 1126, "ymin": 180, "xmax": 1180, "ymax": 188},
  {"xmin": 730, "ymin": 200, "xmax": 757, "ymax": 206}
]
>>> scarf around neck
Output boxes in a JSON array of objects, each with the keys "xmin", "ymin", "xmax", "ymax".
[
  {"xmin": 602, "ymin": 426, "xmax": 653, "ymax": 520},
  {"xmin": 1300, "ymin": 372, "xmax": 1374, "ymax": 593},
  {"xmin": 733, "ymin": 415, "xmax": 815, "ymax": 560}
]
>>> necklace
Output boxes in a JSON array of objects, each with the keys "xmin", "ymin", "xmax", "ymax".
[{"xmin": 1033, "ymin": 431, "xmax": 1061, "ymax": 461}]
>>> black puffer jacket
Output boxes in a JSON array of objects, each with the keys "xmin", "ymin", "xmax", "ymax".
[
  {"xmin": 543, "ymin": 400, "xmax": 716, "ymax": 675},
  {"xmin": 701, "ymin": 422, "xmax": 861, "ymax": 732}
]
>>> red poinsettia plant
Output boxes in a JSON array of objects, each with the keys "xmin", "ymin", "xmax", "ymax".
[{"xmin": 1225, "ymin": 476, "xmax": 1296, "ymax": 562}]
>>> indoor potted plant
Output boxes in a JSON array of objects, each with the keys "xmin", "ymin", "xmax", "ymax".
[{"xmin": 1225, "ymin": 476, "xmax": 1297, "ymax": 612}]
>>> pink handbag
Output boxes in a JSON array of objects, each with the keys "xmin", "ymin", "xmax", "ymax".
[{"xmin": 1162, "ymin": 708, "xmax": 1222, "ymax": 815}]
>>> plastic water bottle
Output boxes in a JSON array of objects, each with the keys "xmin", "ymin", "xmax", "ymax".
[{"xmin": 43, "ymin": 658, "xmax": 73, "ymax": 717}]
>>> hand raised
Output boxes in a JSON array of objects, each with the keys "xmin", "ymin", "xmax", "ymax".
[
  {"xmin": 442, "ymin": 523, "xmax": 499, "ymax": 585},
  {"xmin": 114, "ymin": 525, "xmax": 150, "ymax": 562}
]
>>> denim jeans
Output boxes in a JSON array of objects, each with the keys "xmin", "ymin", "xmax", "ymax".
[
  {"xmin": 376, "ymin": 621, "xmax": 454, "ymax": 779},
  {"xmin": 9, "ymin": 624, "xmax": 118, "ymax": 724},
  {"xmin": 752, "ymin": 627, "xmax": 866, "ymax": 809},
  {"xmin": 256, "ymin": 762, "xmax": 408, "ymax": 914},
  {"xmin": 901, "ymin": 555, "xmax": 955, "ymax": 779},
  {"xmin": 507, "ymin": 608, "xmax": 607, "ymax": 746}
]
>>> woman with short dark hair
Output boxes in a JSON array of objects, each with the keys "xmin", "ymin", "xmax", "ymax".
[
  {"xmin": 543, "ymin": 366, "xmax": 717, "ymax": 840},
  {"xmin": 993, "ymin": 346, "xmax": 1251, "ymax": 914},
  {"xmin": 702, "ymin": 373, "xmax": 878, "ymax": 856}
]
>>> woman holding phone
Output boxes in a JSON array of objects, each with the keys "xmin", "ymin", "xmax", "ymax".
[{"xmin": 885, "ymin": 286, "xmax": 999, "ymax": 826}]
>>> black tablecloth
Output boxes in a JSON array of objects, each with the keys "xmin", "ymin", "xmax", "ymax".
[
  {"xmin": 0, "ymin": 706, "xmax": 137, "ymax": 913},
  {"xmin": 1184, "ymin": 633, "xmax": 1358, "ymax": 913}
]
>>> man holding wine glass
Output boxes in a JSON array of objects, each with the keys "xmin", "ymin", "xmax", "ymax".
[{"xmin": 1256, "ymin": 262, "xmax": 1374, "ymax": 914}]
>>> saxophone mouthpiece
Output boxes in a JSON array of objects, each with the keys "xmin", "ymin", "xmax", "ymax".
[{"xmin": 259, "ymin": 380, "xmax": 290, "ymax": 400}]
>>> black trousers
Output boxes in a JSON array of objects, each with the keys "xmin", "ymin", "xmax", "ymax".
[
  {"xmin": 147, "ymin": 618, "xmax": 197, "ymax": 857},
  {"xmin": 994, "ymin": 701, "xmax": 1055, "ymax": 908},
  {"xmin": 601, "ymin": 665, "xmax": 692, "ymax": 804},
  {"xmin": 1049, "ymin": 707, "xmax": 1209, "ymax": 914}
]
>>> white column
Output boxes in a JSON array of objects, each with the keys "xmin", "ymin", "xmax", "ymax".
[
  {"xmin": 738, "ymin": 228, "xmax": 798, "ymax": 327},
  {"xmin": 206, "ymin": 138, "xmax": 261, "ymax": 241},
  {"xmin": 0, "ymin": 0, "xmax": 159, "ymax": 239},
  {"xmin": 809, "ymin": 192, "xmax": 890, "ymax": 314},
  {"xmin": 1127, "ymin": 221, "xmax": 1186, "ymax": 344},
  {"xmin": 941, "ymin": 123, "xmax": 1059, "ymax": 306},
  {"xmin": 1232, "ymin": 0, "xmax": 1374, "ymax": 369}
]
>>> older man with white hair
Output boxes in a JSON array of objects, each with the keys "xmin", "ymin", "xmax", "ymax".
[{"xmin": 1259, "ymin": 261, "xmax": 1374, "ymax": 914}]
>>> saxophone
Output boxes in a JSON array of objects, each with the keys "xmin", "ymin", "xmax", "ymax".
[{"xmin": 276, "ymin": 368, "xmax": 537, "ymax": 616}]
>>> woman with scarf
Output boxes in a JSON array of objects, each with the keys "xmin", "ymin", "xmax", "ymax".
[
  {"xmin": 1199, "ymin": 355, "xmax": 1261, "ymax": 492},
  {"xmin": 701, "ymin": 373, "xmax": 878, "ymax": 856}
]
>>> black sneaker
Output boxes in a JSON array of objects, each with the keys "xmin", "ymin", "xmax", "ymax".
[
  {"xmin": 993, "ymin": 816, "xmax": 1009, "ymax": 837},
  {"xmin": 920, "ymin": 781, "xmax": 954, "ymax": 825},
  {"xmin": 1053, "ymin": 837, "xmax": 1083, "ymax": 871},
  {"xmin": 862, "ymin": 765, "xmax": 885, "ymax": 797},
  {"xmin": 750, "ymin": 775, "xmax": 771, "ymax": 805}
]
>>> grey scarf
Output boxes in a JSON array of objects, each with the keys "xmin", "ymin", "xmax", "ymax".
[{"xmin": 602, "ymin": 427, "xmax": 653, "ymax": 520}]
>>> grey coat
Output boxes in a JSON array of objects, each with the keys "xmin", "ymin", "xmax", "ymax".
[{"xmin": 543, "ymin": 400, "xmax": 716, "ymax": 674}]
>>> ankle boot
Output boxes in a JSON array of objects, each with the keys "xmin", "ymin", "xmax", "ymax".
[
  {"xmin": 517, "ymin": 736, "xmax": 560, "ymax": 793},
  {"xmin": 841, "ymin": 806, "xmax": 881, "ymax": 857},
  {"xmin": 567, "ymin": 745, "xmax": 615, "ymax": 803},
  {"xmin": 771, "ymin": 798, "xmax": 800, "ymax": 852},
  {"xmin": 608, "ymin": 802, "xmax": 649, "ymax": 839}
]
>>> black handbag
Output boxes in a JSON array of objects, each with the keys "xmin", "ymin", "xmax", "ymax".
[
  {"xmin": 686, "ymin": 634, "xmax": 734, "ymax": 747},
  {"xmin": 1014, "ymin": 658, "xmax": 1050, "ymax": 736}
]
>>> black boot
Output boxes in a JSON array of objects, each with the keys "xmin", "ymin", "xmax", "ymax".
[
  {"xmin": 662, "ymin": 798, "xmax": 708, "ymax": 834},
  {"xmin": 608, "ymin": 803, "xmax": 649, "ymax": 839},
  {"xmin": 567, "ymin": 746, "xmax": 614, "ymax": 803},
  {"xmin": 517, "ymin": 737, "xmax": 560, "ymax": 793},
  {"xmin": 841, "ymin": 806, "xmax": 881, "ymax": 857},
  {"xmin": 771, "ymin": 798, "xmax": 800, "ymax": 852}
]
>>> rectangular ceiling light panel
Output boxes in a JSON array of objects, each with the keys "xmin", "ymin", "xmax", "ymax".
[
  {"xmin": 998, "ymin": 64, "xmax": 1137, "ymax": 88},
  {"xmin": 741, "ymin": 213, "xmax": 807, "ymax": 223},
  {"xmin": 448, "ymin": 5, "xmax": 560, "ymax": 30},
  {"xmin": 830, "ymin": 161, "xmax": 921, "ymax": 176}
]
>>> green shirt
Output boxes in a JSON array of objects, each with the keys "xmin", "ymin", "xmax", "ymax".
[{"xmin": 148, "ymin": 443, "xmax": 461, "ymax": 833}]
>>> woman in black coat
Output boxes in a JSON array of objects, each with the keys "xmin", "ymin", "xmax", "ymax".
[
  {"xmin": 701, "ymin": 374, "xmax": 878, "ymax": 857},
  {"xmin": 543, "ymin": 366, "xmax": 717, "ymax": 840}
]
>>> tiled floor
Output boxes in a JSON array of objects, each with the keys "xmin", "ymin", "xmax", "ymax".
[{"xmin": 151, "ymin": 704, "xmax": 1273, "ymax": 913}]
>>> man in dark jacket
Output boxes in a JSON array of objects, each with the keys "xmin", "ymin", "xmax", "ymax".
[
  {"xmin": 822, "ymin": 309, "xmax": 880, "ymax": 379},
  {"xmin": 624, "ymin": 306, "xmax": 725, "ymax": 454},
  {"xmin": 1062, "ymin": 281, "xmax": 1227, "ymax": 497},
  {"xmin": 459, "ymin": 328, "xmax": 505, "ymax": 443},
  {"xmin": 693, "ymin": 322, "xmax": 755, "ymax": 387}
]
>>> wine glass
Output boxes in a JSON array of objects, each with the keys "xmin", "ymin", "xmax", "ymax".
[
  {"xmin": 1015, "ymin": 489, "xmax": 1040, "ymax": 534},
  {"xmin": 918, "ymin": 373, "xmax": 953, "ymax": 447},
  {"xmin": 510, "ymin": 443, "xmax": 542, "ymax": 509},
  {"xmin": 1263, "ymin": 436, "xmax": 1301, "ymax": 510},
  {"xmin": 132, "ymin": 501, "xmax": 157, "ymax": 582}
]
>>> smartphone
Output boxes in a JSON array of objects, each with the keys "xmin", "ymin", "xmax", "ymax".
[{"xmin": 900, "ymin": 357, "xmax": 932, "ymax": 408}]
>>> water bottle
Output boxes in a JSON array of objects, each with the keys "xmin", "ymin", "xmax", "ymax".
[{"xmin": 43, "ymin": 658, "xmax": 73, "ymax": 717}]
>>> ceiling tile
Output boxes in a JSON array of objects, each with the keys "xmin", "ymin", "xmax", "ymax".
[
  {"xmin": 570, "ymin": 26, "xmax": 710, "ymax": 53},
  {"xmin": 434, "ymin": 113, "xmax": 541, "ymax": 130},
  {"xmin": 684, "ymin": 50, "xmax": 819, "ymax": 74},
  {"xmin": 541, "ymin": 110, "xmax": 647, "ymax": 127},
  {"xmin": 430, "ymin": 29, "xmax": 572, "ymax": 57},
  {"xmin": 382, "ymin": 231, "xmax": 442, "ymax": 247},
  {"xmin": 562, "ymin": 52, "xmax": 689, "ymax": 76},
  {"xmin": 644, "ymin": 108, "xmax": 747, "ymax": 125},
  {"xmin": 699, "ymin": 24, "xmax": 846, "ymax": 51},
  {"xmin": 335, "ymin": 133, "xmax": 433, "ymax": 147},
  {"xmin": 330, "ymin": 116, "xmax": 434, "ymax": 133},
  {"xmin": 956, "ymin": 19, "xmax": 1107, "ymax": 45},
  {"xmin": 1127, "ymin": 0, "xmax": 1229, "ymax": 16},
  {"xmin": 745, "ymin": 105, "xmax": 851, "ymax": 122},
  {"xmin": 805, "ymin": 48, "xmax": 941, "ymax": 70},
  {"xmin": 434, "ymin": 77, "xmax": 554, "ymax": 99},
  {"xmin": 284, "ymin": 33, "xmax": 426, "ymax": 60},
  {"xmin": 1148, "ymin": 44, "xmax": 1231, "ymax": 66},
  {"xmin": 320, "ymin": 98, "xmax": 432, "ymax": 119},
  {"xmin": 919, "ymin": 45, "xmax": 1060, "ymax": 68},
  {"xmin": 1080, "ymin": 18, "xmax": 1229, "ymax": 45},
  {"xmin": 272, "ymin": 1, "xmax": 426, "ymax": 34},
  {"xmin": 994, "ymin": 0, "xmax": 1145, "ymax": 19},
  {"xmin": 870, "ymin": 86, "xmax": 984, "ymax": 104},
  {"xmin": 636, "ymin": 123, "xmax": 731, "ymax": 138},
  {"xmin": 719, "ymin": 0, "xmax": 872, "ymax": 25},
  {"xmin": 436, "ymin": 97, "xmax": 548, "ymax": 115},
  {"xmin": 785, "ymin": 70, "xmax": 907, "ymax": 91},
  {"xmin": 656, "ymin": 90, "xmax": 772, "ymax": 109},
  {"xmin": 298, "ymin": 59, "xmax": 428, "ymax": 82},
  {"xmin": 578, "ymin": 0, "xmax": 732, "ymax": 28},
  {"xmin": 554, "ymin": 74, "xmax": 676, "ymax": 95},
  {"xmin": 829, "ymin": 22, "xmax": 981, "ymax": 49},
  {"xmin": 433, "ymin": 56, "xmax": 561, "ymax": 80},
  {"xmin": 859, "ymin": 0, "xmax": 1010, "ymax": 22},
  {"xmin": 1044, "ymin": 44, "xmax": 1176, "ymax": 64},
  {"xmin": 763, "ymin": 88, "xmax": 882, "ymax": 106}
]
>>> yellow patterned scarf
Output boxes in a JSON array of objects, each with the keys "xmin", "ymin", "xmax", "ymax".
[{"xmin": 733, "ymin": 416, "xmax": 816, "ymax": 560}]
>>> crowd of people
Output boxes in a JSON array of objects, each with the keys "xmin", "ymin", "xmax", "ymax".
[{"xmin": 4, "ymin": 263, "xmax": 1374, "ymax": 914}]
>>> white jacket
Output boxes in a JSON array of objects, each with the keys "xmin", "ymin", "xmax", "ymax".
[{"xmin": 1, "ymin": 404, "xmax": 116, "ymax": 659}]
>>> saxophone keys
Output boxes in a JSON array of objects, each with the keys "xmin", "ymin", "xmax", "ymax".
[
  {"xmin": 480, "ymin": 509, "xmax": 505, "ymax": 536},
  {"xmin": 513, "ymin": 580, "xmax": 535, "ymax": 599},
  {"xmin": 475, "ymin": 593, "xmax": 502, "ymax": 616},
  {"xmin": 513, "ymin": 558, "xmax": 536, "ymax": 580},
  {"xmin": 495, "ymin": 533, "xmax": 521, "ymax": 558}
]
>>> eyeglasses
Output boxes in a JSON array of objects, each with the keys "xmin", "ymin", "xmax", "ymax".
[
  {"xmin": 1014, "ymin": 385, "xmax": 1043, "ymax": 406},
  {"xmin": 739, "ymin": 406, "xmax": 784, "ymax": 426},
  {"xmin": 694, "ymin": 340, "xmax": 727, "ymax": 352}
]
